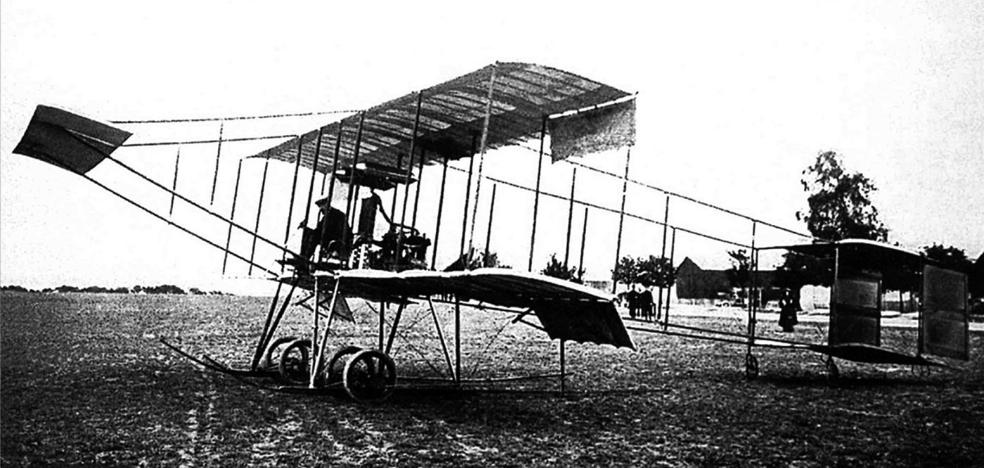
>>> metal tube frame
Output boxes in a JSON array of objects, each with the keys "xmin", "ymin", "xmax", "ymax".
[
  {"xmin": 427, "ymin": 298, "xmax": 456, "ymax": 380},
  {"xmin": 249, "ymin": 158, "xmax": 272, "ymax": 275},
  {"xmin": 431, "ymin": 156, "xmax": 450, "ymax": 270},
  {"xmin": 343, "ymin": 113, "xmax": 366, "ymax": 258},
  {"xmin": 578, "ymin": 207, "xmax": 589, "ymax": 278},
  {"xmin": 411, "ymin": 149, "xmax": 426, "ymax": 231},
  {"xmin": 282, "ymin": 139, "xmax": 305, "ymax": 263},
  {"xmin": 395, "ymin": 93, "xmax": 424, "ymax": 270},
  {"xmin": 483, "ymin": 183, "xmax": 497, "ymax": 262},
  {"xmin": 563, "ymin": 168, "xmax": 578, "ymax": 268},
  {"xmin": 458, "ymin": 136, "xmax": 477, "ymax": 262},
  {"xmin": 527, "ymin": 116, "xmax": 547, "ymax": 272},
  {"xmin": 385, "ymin": 303, "xmax": 406, "ymax": 355},
  {"xmin": 302, "ymin": 128, "xmax": 326, "ymax": 227},
  {"xmin": 310, "ymin": 277, "xmax": 341, "ymax": 389},
  {"xmin": 612, "ymin": 148, "xmax": 632, "ymax": 293},
  {"xmin": 169, "ymin": 148, "xmax": 181, "ymax": 215},
  {"xmin": 658, "ymin": 195, "xmax": 670, "ymax": 320},
  {"xmin": 466, "ymin": 65, "xmax": 498, "ymax": 261},
  {"xmin": 326, "ymin": 126, "xmax": 344, "ymax": 199},
  {"xmin": 209, "ymin": 121, "xmax": 224, "ymax": 205},
  {"xmin": 222, "ymin": 159, "xmax": 244, "ymax": 274},
  {"xmin": 665, "ymin": 227, "xmax": 676, "ymax": 328}
]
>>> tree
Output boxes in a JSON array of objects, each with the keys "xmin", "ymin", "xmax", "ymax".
[
  {"xmin": 612, "ymin": 255, "xmax": 675, "ymax": 289},
  {"xmin": 636, "ymin": 255, "xmax": 676, "ymax": 289},
  {"xmin": 922, "ymin": 244, "xmax": 973, "ymax": 273},
  {"xmin": 612, "ymin": 256, "xmax": 639, "ymax": 289},
  {"xmin": 797, "ymin": 151, "xmax": 888, "ymax": 242},
  {"xmin": 542, "ymin": 253, "xmax": 583, "ymax": 283},
  {"xmin": 777, "ymin": 151, "xmax": 890, "ymax": 305}
]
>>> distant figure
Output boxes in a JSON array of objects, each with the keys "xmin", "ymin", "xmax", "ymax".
[
  {"xmin": 627, "ymin": 289, "xmax": 639, "ymax": 319},
  {"xmin": 778, "ymin": 289, "xmax": 798, "ymax": 332},
  {"xmin": 639, "ymin": 288, "xmax": 654, "ymax": 321}
]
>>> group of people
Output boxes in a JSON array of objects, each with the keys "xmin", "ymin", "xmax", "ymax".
[{"xmin": 625, "ymin": 286, "xmax": 661, "ymax": 321}]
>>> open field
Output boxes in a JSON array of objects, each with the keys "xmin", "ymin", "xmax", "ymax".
[{"xmin": 2, "ymin": 291, "xmax": 983, "ymax": 466}]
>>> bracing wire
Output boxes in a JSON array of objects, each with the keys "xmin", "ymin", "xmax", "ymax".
[{"xmin": 110, "ymin": 108, "xmax": 361, "ymax": 125}]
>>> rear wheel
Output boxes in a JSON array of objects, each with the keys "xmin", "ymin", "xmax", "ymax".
[
  {"xmin": 261, "ymin": 336, "xmax": 298, "ymax": 369},
  {"xmin": 343, "ymin": 350, "xmax": 397, "ymax": 402},
  {"xmin": 278, "ymin": 339, "xmax": 312, "ymax": 385}
]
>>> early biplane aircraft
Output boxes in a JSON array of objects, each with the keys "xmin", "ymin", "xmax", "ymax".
[
  {"xmin": 13, "ymin": 63, "xmax": 640, "ymax": 401},
  {"xmin": 11, "ymin": 62, "xmax": 972, "ymax": 401}
]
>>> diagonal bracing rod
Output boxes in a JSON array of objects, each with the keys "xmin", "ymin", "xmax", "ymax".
[
  {"xmin": 79, "ymin": 173, "xmax": 276, "ymax": 276},
  {"xmin": 311, "ymin": 278, "xmax": 341, "ymax": 389},
  {"xmin": 428, "ymin": 298, "xmax": 456, "ymax": 381},
  {"xmin": 65, "ymin": 131, "xmax": 297, "ymax": 260},
  {"xmin": 221, "ymin": 159, "xmax": 244, "ymax": 274}
]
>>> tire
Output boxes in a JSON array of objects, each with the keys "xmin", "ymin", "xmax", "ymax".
[
  {"xmin": 325, "ymin": 346, "xmax": 363, "ymax": 385},
  {"xmin": 278, "ymin": 338, "xmax": 312, "ymax": 385},
  {"xmin": 261, "ymin": 336, "xmax": 298, "ymax": 369},
  {"xmin": 342, "ymin": 349, "xmax": 397, "ymax": 402}
]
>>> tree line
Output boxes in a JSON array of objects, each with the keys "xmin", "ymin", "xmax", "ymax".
[{"xmin": 0, "ymin": 284, "xmax": 232, "ymax": 295}]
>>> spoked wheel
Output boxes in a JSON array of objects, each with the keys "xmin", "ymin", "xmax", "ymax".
[
  {"xmin": 744, "ymin": 353, "xmax": 759, "ymax": 380},
  {"xmin": 825, "ymin": 356, "xmax": 839, "ymax": 381},
  {"xmin": 261, "ymin": 336, "xmax": 298, "ymax": 369},
  {"xmin": 325, "ymin": 346, "xmax": 363, "ymax": 385},
  {"xmin": 278, "ymin": 339, "xmax": 312, "ymax": 385},
  {"xmin": 342, "ymin": 350, "xmax": 397, "ymax": 402}
]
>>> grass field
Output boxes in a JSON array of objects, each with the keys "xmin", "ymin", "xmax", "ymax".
[{"xmin": 2, "ymin": 291, "xmax": 983, "ymax": 466}]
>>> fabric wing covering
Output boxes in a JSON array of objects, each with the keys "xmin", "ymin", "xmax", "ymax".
[
  {"xmin": 248, "ymin": 62, "xmax": 632, "ymax": 172},
  {"xmin": 320, "ymin": 268, "xmax": 635, "ymax": 349},
  {"xmin": 13, "ymin": 105, "xmax": 132, "ymax": 175},
  {"xmin": 548, "ymin": 98, "xmax": 636, "ymax": 162}
]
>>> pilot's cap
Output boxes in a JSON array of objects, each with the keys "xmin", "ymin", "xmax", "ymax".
[{"xmin": 314, "ymin": 196, "xmax": 331, "ymax": 207}]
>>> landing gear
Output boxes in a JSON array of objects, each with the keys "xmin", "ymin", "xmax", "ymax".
[
  {"xmin": 260, "ymin": 336, "xmax": 298, "ymax": 369},
  {"xmin": 278, "ymin": 338, "xmax": 312, "ymax": 385},
  {"xmin": 825, "ymin": 356, "xmax": 839, "ymax": 381},
  {"xmin": 343, "ymin": 349, "xmax": 397, "ymax": 402},
  {"xmin": 325, "ymin": 346, "xmax": 363, "ymax": 384},
  {"xmin": 744, "ymin": 353, "xmax": 759, "ymax": 380}
]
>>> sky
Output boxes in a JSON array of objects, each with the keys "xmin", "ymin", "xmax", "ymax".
[{"xmin": 2, "ymin": 1, "xmax": 982, "ymax": 294}]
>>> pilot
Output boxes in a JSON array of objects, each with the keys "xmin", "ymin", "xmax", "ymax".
[{"xmin": 299, "ymin": 196, "xmax": 352, "ymax": 264}]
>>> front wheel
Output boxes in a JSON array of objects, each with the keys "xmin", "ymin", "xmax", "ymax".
[
  {"xmin": 325, "ymin": 346, "xmax": 363, "ymax": 385},
  {"xmin": 343, "ymin": 350, "xmax": 397, "ymax": 402}
]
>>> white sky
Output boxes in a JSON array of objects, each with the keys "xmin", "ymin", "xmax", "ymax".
[{"xmin": 2, "ymin": 1, "xmax": 982, "ymax": 293}]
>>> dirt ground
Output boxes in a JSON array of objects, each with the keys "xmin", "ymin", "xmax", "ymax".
[{"xmin": 2, "ymin": 292, "xmax": 983, "ymax": 466}]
